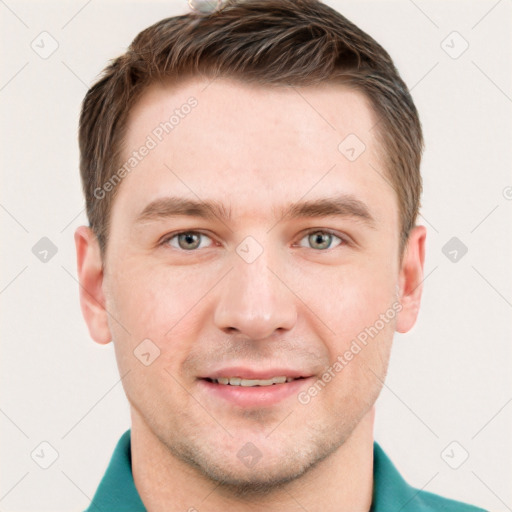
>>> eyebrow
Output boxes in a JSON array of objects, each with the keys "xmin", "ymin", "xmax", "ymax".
[{"xmin": 134, "ymin": 194, "xmax": 376, "ymax": 228}]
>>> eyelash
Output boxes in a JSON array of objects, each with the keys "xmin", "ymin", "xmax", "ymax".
[{"xmin": 159, "ymin": 229, "xmax": 350, "ymax": 252}]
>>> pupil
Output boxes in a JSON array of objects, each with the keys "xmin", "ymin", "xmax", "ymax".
[
  {"xmin": 180, "ymin": 233, "xmax": 199, "ymax": 249},
  {"xmin": 311, "ymin": 232, "xmax": 330, "ymax": 249}
]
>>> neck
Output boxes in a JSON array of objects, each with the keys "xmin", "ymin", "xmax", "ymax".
[{"xmin": 131, "ymin": 407, "xmax": 375, "ymax": 512}]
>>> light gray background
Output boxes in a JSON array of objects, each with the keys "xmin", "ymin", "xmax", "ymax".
[{"xmin": 1, "ymin": 1, "xmax": 511, "ymax": 511}]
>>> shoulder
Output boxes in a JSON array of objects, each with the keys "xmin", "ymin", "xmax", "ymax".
[
  {"xmin": 372, "ymin": 442, "xmax": 488, "ymax": 512},
  {"xmin": 409, "ymin": 487, "xmax": 489, "ymax": 511}
]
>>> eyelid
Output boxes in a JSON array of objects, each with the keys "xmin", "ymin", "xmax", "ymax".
[
  {"xmin": 295, "ymin": 228, "xmax": 350, "ymax": 249},
  {"xmin": 158, "ymin": 230, "xmax": 216, "ymax": 249},
  {"xmin": 159, "ymin": 228, "xmax": 352, "ymax": 252}
]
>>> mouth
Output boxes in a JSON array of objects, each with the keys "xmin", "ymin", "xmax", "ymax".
[
  {"xmin": 202, "ymin": 376, "xmax": 307, "ymax": 387},
  {"xmin": 197, "ymin": 371, "xmax": 314, "ymax": 407}
]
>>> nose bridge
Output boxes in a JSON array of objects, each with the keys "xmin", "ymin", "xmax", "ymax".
[{"xmin": 213, "ymin": 235, "xmax": 297, "ymax": 339}]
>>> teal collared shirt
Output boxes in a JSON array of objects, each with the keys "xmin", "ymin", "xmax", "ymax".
[{"xmin": 85, "ymin": 430, "xmax": 487, "ymax": 511}]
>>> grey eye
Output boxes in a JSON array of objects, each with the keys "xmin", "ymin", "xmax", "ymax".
[
  {"xmin": 166, "ymin": 232, "xmax": 213, "ymax": 251},
  {"xmin": 299, "ymin": 231, "xmax": 342, "ymax": 250}
]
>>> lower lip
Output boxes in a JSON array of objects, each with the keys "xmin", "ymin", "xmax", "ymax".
[{"xmin": 197, "ymin": 378, "xmax": 314, "ymax": 408}]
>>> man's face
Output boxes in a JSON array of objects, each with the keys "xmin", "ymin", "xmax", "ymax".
[{"xmin": 89, "ymin": 77, "xmax": 418, "ymax": 489}]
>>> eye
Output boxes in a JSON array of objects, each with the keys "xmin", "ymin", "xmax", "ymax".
[
  {"xmin": 297, "ymin": 230, "xmax": 345, "ymax": 251},
  {"xmin": 161, "ymin": 231, "xmax": 214, "ymax": 251},
  {"xmin": 160, "ymin": 229, "xmax": 347, "ymax": 252}
]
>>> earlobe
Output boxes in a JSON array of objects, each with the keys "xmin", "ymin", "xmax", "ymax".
[
  {"xmin": 74, "ymin": 226, "xmax": 112, "ymax": 344},
  {"xmin": 395, "ymin": 225, "xmax": 427, "ymax": 334}
]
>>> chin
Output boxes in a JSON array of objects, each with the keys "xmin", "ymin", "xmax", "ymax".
[
  {"xmin": 193, "ymin": 458, "xmax": 312, "ymax": 498},
  {"xmin": 171, "ymin": 430, "xmax": 342, "ymax": 499}
]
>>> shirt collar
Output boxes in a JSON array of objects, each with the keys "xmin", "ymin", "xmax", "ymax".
[
  {"xmin": 371, "ymin": 441, "xmax": 424, "ymax": 511},
  {"xmin": 87, "ymin": 430, "xmax": 146, "ymax": 512}
]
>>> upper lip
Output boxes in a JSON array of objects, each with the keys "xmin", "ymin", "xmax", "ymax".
[{"xmin": 200, "ymin": 367, "xmax": 312, "ymax": 380}]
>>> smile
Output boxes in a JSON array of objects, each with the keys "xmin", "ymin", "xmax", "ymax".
[
  {"xmin": 205, "ymin": 376, "xmax": 304, "ymax": 387},
  {"xmin": 198, "ymin": 375, "xmax": 313, "ymax": 407}
]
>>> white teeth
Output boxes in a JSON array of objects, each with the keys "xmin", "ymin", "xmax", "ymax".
[
  {"xmin": 241, "ymin": 379, "xmax": 273, "ymax": 386},
  {"xmin": 213, "ymin": 376, "xmax": 294, "ymax": 387}
]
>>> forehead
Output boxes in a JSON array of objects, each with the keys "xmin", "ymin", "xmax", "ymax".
[
  {"xmin": 114, "ymin": 76, "xmax": 396, "ymax": 230},
  {"xmin": 126, "ymin": 76, "xmax": 378, "ymax": 151}
]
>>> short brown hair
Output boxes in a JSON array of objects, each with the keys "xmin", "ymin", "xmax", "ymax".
[{"xmin": 79, "ymin": 0, "xmax": 423, "ymax": 259}]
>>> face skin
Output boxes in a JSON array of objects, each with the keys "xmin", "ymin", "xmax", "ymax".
[{"xmin": 75, "ymin": 76, "xmax": 425, "ymax": 512}]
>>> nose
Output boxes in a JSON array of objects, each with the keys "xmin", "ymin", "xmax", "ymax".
[{"xmin": 213, "ymin": 241, "xmax": 298, "ymax": 340}]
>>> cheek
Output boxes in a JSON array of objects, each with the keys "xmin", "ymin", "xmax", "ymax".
[
  {"xmin": 293, "ymin": 247, "xmax": 399, "ymax": 392},
  {"xmin": 104, "ymin": 262, "xmax": 213, "ymax": 364},
  {"xmin": 104, "ymin": 265, "xmax": 208, "ymax": 411},
  {"xmin": 309, "ymin": 274, "xmax": 397, "ymax": 413},
  {"xmin": 301, "ymin": 257, "xmax": 397, "ymax": 336},
  {"xmin": 327, "ymin": 293, "xmax": 396, "ymax": 378}
]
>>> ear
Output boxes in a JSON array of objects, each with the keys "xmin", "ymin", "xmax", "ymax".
[
  {"xmin": 74, "ymin": 226, "xmax": 112, "ymax": 344},
  {"xmin": 395, "ymin": 225, "xmax": 426, "ymax": 333}
]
